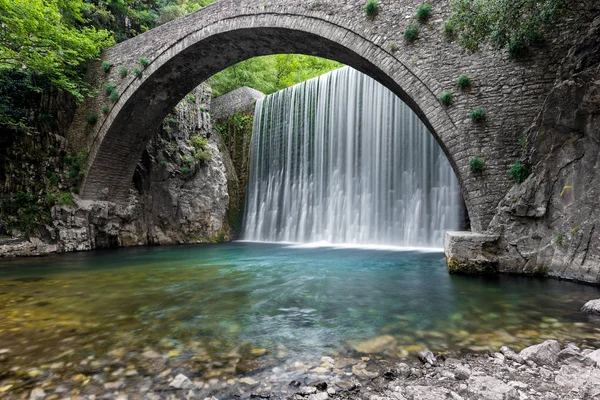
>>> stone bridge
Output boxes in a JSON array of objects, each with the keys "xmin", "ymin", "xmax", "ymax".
[{"xmin": 68, "ymin": 0, "xmax": 574, "ymax": 233}]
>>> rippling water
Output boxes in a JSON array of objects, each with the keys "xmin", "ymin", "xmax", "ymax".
[{"xmin": 1, "ymin": 242, "xmax": 599, "ymax": 387}]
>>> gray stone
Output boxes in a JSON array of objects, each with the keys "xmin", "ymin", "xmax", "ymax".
[
  {"xmin": 211, "ymin": 86, "xmax": 265, "ymax": 121},
  {"xmin": 445, "ymin": 232, "xmax": 499, "ymax": 274},
  {"xmin": 417, "ymin": 349, "xmax": 437, "ymax": 366},
  {"xmin": 169, "ymin": 374, "xmax": 194, "ymax": 389},
  {"xmin": 586, "ymin": 349, "xmax": 600, "ymax": 367},
  {"xmin": 582, "ymin": 299, "xmax": 600, "ymax": 315},
  {"xmin": 29, "ymin": 388, "xmax": 45, "ymax": 400},
  {"xmin": 404, "ymin": 385, "xmax": 450, "ymax": 400},
  {"xmin": 519, "ymin": 340, "xmax": 561, "ymax": 366},
  {"xmin": 467, "ymin": 375, "xmax": 519, "ymax": 400},
  {"xmin": 454, "ymin": 365, "xmax": 471, "ymax": 380},
  {"xmin": 500, "ymin": 346, "xmax": 525, "ymax": 364}
]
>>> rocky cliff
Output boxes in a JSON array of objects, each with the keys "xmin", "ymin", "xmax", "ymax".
[{"xmin": 447, "ymin": 15, "xmax": 600, "ymax": 284}]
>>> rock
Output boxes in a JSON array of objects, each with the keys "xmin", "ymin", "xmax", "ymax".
[
  {"xmin": 467, "ymin": 375, "xmax": 519, "ymax": 400},
  {"xmin": 308, "ymin": 393, "xmax": 328, "ymax": 400},
  {"xmin": 417, "ymin": 350, "xmax": 437, "ymax": 366},
  {"xmin": 29, "ymin": 388, "xmax": 45, "ymax": 400},
  {"xmin": 315, "ymin": 382, "xmax": 327, "ymax": 391},
  {"xmin": 445, "ymin": 232, "xmax": 499, "ymax": 274},
  {"xmin": 555, "ymin": 363, "xmax": 600, "ymax": 390},
  {"xmin": 404, "ymin": 385, "xmax": 450, "ymax": 400},
  {"xmin": 519, "ymin": 340, "xmax": 561, "ymax": 366},
  {"xmin": 557, "ymin": 347, "xmax": 583, "ymax": 364},
  {"xmin": 170, "ymin": 374, "xmax": 194, "ymax": 389},
  {"xmin": 454, "ymin": 365, "xmax": 470, "ymax": 380},
  {"xmin": 586, "ymin": 349, "xmax": 600, "ymax": 367},
  {"xmin": 289, "ymin": 380, "xmax": 302, "ymax": 388},
  {"xmin": 395, "ymin": 363, "xmax": 411, "ymax": 378},
  {"xmin": 582, "ymin": 299, "xmax": 600, "ymax": 315},
  {"xmin": 350, "ymin": 335, "xmax": 397, "ymax": 353},
  {"xmin": 500, "ymin": 346, "xmax": 525, "ymax": 364}
]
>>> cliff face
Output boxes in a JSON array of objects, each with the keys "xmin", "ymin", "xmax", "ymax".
[
  {"xmin": 0, "ymin": 84, "xmax": 232, "ymax": 256},
  {"xmin": 486, "ymin": 16, "xmax": 600, "ymax": 283}
]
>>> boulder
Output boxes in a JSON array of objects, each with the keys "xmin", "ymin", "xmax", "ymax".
[
  {"xmin": 582, "ymin": 299, "xmax": 600, "ymax": 315},
  {"xmin": 519, "ymin": 340, "xmax": 561, "ymax": 366},
  {"xmin": 467, "ymin": 375, "xmax": 519, "ymax": 400},
  {"xmin": 417, "ymin": 349, "xmax": 437, "ymax": 366},
  {"xmin": 586, "ymin": 349, "xmax": 600, "ymax": 367},
  {"xmin": 404, "ymin": 385, "xmax": 451, "ymax": 400}
]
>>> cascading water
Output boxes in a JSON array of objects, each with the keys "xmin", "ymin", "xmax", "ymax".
[{"xmin": 243, "ymin": 66, "xmax": 463, "ymax": 248}]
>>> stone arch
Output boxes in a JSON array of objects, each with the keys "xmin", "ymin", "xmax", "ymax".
[{"xmin": 71, "ymin": 1, "xmax": 535, "ymax": 233}]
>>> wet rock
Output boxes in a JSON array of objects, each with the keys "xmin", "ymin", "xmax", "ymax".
[
  {"xmin": 350, "ymin": 335, "xmax": 397, "ymax": 353},
  {"xmin": 314, "ymin": 382, "xmax": 327, "ymax": 391},
  {"xmin": 556, "ymin": 347, "xmax": 583, "ymax": 364},
  {"xmin": 29, "ymin": 388, "xmax": 45, "ymax": 400},
  {"xmin": 170, "ymin": 374, "xmax": 194, "ymax": 389},
  {"xmin": 417, "ymin": 350, "xmax": 436, "ymax": 366},
  {"xmin": 240, "ymin": 377, "xmax": 258, "ymax": 386},
  {"xmin": 467, "ymin": 375, "xmax": 519, "ymax": 400},
  {"xmin": 289, "ymin": 380, "xmax": 302, "ymax": 388},
  {"xmin": 582, "ymin": 299, "xmax": 600, "ymax": 315},
  {"xmin": 308, "ymin": 393, "xmax": 328, "ymax": 400},
  {"xmin": 519, "ymin": 340, "xmax": 561, "ymax": 366},
  {"xmin": 394, "ymin": 363, "xmax": 411, "ymax": 378}
]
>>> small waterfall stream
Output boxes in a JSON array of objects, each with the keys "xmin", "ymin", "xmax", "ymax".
[{"xmin": 243, "ymin": 66, "xmax": 462, "ymax": 248}]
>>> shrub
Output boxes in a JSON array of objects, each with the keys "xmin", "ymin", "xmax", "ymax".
[
  {"xmin": 439, "ymin": 91, "xmax": 453, "ymax": 106},
  {"xmin": 186, "ymin": 93, "xmax": 196, "ymax": 103},
  {"xmin": 404, "ymin": 24, "xmax": 420, "ymax": 42},
  {"xmin": 58, "ymin": 192, "xmax": 75, "ymax": 207},
  {"xmin": 160, "ymin": 160, "xmax": 168, "ymax": 167},
  {"xmin": 553, "ymin": 232, "xmax": 564, "ymax": 246},
  {"xmin": 509, "ymin": 161, "xmax": 530, "ymax": 183},
  {"xmin": 181, "ymin": 167, "xmax": 190, "ymax": 175},
  {"xmin": 104, "ymin": 82, "xmax": 116, "ymax": 95},
  {"xmin": 109, "ymin": 90, "xmax": 120, "ymax": 103},
  {"xmin": 189, "ymin": 135, "xmax": 211, "ymax": 162},
  {"xmin": 470, "ymin": 108, "xmax": 486, "ymax": 122},
  {"xmin": 119, "ymin": 66, "xmax": 128, "ymax": 78},
  {"xmin": 390, "ymin": 43, "xmax": 399, "ymax": 53},
  {"xmin": 139, "ymin": 57, "xmax": 149, "ymax": 67},
  {"xmin": 101, "ymin": 104, "xmax": 110, "ymax": 114},
  {"xmin": 571, "ymin": 226, "xmax": 579, "ymax": 236},
  {"xmin": 469, "ymin": 157, "xmax": 485, "ymax": 172},
  {"xmin": 415, "ymin": 3, "xmax": 432, "ymax": 22},
  {"xmin": 102, "ymin": 61, "xmax": 112, "ymax": 73},
  {"xmin": 87, "ymin": 114, "xmax": 98, "ymax": 124},
  {"xmin": 508, "ymin": 39, "xmax": 527, "ymax": 58},
  {"xmin": 363, "ymin": 0, "xmax": 379, "ymax": 17},
  {"xmin": 457, "ymin": 74, "xmax": 471, "ymax": 90},
  {"xmin": 443, "ymin": 21, "xmax": 456, "ymax": 39},
  {"xmin": 134, "ymin": 68, "xmax": 142, "ymax": 78}
]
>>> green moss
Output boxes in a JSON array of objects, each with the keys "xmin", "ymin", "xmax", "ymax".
[
  {"xmin": 363, "ymin": 0, "xmax": 379, "ymax": 17},
  {"xmin": 101, "ymin": 61, "xmax": 112, "ymax": 73},
  {"xmin": 439, "ymin": 91, "xmax": 453, "ymax": 106},
  {"xmin": 457, "ymin": 74, "xmax": 471, "ymax": 90},
  {"xmin": 509, "ymin": 161, "xmax": 530, "ymax": 183},
  {"xmin": 469, "ymin": 157, "xmax": 485, "ymax": 172},
  {"xmin": 415, "ymin": 2, "xmax": 432, "ymax": 22},
  {"xmin": 404, "ymin": 24, "xmax": 420, "ymax": 42}
]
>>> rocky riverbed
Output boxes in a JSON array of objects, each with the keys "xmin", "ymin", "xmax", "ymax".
[{"xmin": 4, "ymin": 338, "xmax": 600, "ymax": 400}]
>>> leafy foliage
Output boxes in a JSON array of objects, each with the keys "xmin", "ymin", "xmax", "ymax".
[
  {"xmin": 364, "ymin": 0, "xmax": 380, "ymax": 17},
  {"xmin": 404, "ymin": 24, "xmax": 420, "ymax": 42},
  {"xmin": 509, "ymin": 161, "xmax": 530, "ymax": 183},
  {"xmin": 469, "ymin": 157, "xmax": 485, "ymax": 172},
  {"xmin": 415, "ymin": 3, "xmax": 433, "ymax": 22},
  {"xmin": 210, "ymin": 55, "xmax": 342, "ymax": 97},
  {"xmin": 109, "ymin": 90, "xmax": 120, "ymax": 102},
  {"xmin": 134, "ymin": 67, "xmax": 142, "ymax": 78},
  {"xmin": 447, "ymin": 0, "xmax": 565, "ymax": 57},
  {"xmin": 0, "ymin": 0, "xmax": 114, "ymax": 101},
  {"xmin": 102, "ymin": 61, "xmax": 113, "ymax": 72},
  {"xmin": 457, "ymin": 74, "xmax": 471, "ymax": 90},
  {"xmin": 470, "ymin": 108, "xmax": 486, "ymax": 122},
  {"xmin": 189, "ymin": 135, "xmax": 211, "ymax": 162},
  {"xmin": 439, "ymin": 92, "xmax": 453, "ymax": 106},
  {"xmin": 119, "ymin": 66, "xmax": 128, "ymax": 78},
  {"xmin": 87, "ymin": 114, "xmax": 98, "ymax": 124}
]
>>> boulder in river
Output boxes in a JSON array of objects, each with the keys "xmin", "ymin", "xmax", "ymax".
[
  {"xmin": 519, "ymin": 340, "xmax": 561, "ymax": 366},
  {"xmin": 582, "ymin": 299, "xmax": 600, "ymax": 315}
]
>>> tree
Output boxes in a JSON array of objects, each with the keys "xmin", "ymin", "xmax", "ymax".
[
  {"xmin": 447, "ymin": 0, "xmax": 566, "ymax": 57},
  {"xmin": 0, "ymin": 0, "xmax": 114, "ymax": 100}
]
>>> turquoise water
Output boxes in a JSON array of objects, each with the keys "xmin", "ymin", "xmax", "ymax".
[{"xmin": 1, "ymin": 242, "xmax": 599, "ymax": 386}]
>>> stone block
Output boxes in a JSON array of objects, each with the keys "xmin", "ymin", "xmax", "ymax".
[{"xmin": 445, "ymin": 231, "xmax": 499, "ymax": 274}]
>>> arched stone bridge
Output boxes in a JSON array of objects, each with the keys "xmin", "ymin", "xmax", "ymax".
[{"xmin": 69, "ymin": 0, "xmax": 572, "ymax": 232}]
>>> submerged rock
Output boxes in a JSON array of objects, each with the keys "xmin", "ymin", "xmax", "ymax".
[
  {"xmin": 350, "ymin": 335, "xmax": 397, "ymax": 353},
  {"xmin": 169, "ymin": 374, "xmax": 193, "ymax": 389},
  {"xmin": 582, "ymin": 299, "xmax": 600, "ymax": 315},
  {"xmin": 519, "ymin": 340, "xmax": 561, "ymax": 366}
]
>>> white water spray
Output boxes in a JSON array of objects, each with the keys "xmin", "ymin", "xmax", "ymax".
[{"xmin": 243, "ymin": 66, "xmax": 462, "ymax": 247}]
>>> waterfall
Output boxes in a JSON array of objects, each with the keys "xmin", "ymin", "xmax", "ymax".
[{"xmin": 243, "ymin": 66, "xmax": 462, "ymax": 248}]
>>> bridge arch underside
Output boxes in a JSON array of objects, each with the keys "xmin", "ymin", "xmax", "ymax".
[{"xmin": 81, "ymin": 23, "xmax": 479, "ymax": 230}]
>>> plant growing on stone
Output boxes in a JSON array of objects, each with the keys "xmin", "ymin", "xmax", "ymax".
[
  {"xmin": 509, "ymin": 161, "xmax": 530, "ymax": 183},
  {"xmin": 363, "ymin": 0, "xmax": 379, "ymax": 17},
  {"xmin": 469, "ymin": 157, "xmax": 485, "ymax": 172},
  {"xmin": 404, "ymin": 24, "xmax": 420, "ymax": 42},
  {"xmin": 443, "ymin": 21, "xmax": 456, "ymax": 39},
  {"xmin": 571, "ymin": 226, "xmax": 579, "ymax": 236},
  {"xmin": 181, "ymin": 167, "xmax": 190, "ymax": 175},
  {"xmin": 119, "ymin": 66, "xmax": 128, "ymax": 78},
  {"xmin": 160, "ymin": 160, "xmax": 168, "ymax": 167},
  {"xmin": 134, "ymin": 68, "xmax": 142, "ymax": 78},
  {"xmin": 58, "ymin": 192, "xmax": 75, "ymax": 207},
  {"xmin": 554, "ymin": 232, "xmax": 564, "ymax": 246},
  {"xmin": 471, "ymin": 108, "xmax": 486, "ymax": 122},
  {"xmin": 87, "ymin": 114, "xmax": 98, "ymax": 124},
  {"xmin": 189, "ymin": 135, "xmax": 211, "ymax": 162},
  {"xmin": 390, "ymin": 43, "xmax": 399, "ymax": 53},
  {"xmin": 102, "ymin": 61, "xmax": 112, "ymax": 73},
  {"xmin": 186, "ymin": 93, "xmax": 196, "ymax": 103},
  {"xmin": 104, "ymin": 82, "xmax": 116, "ymax": 95},
  {"xmin": 139, "ymin": 57, "xmax": 149, "ymax": 67},
  {"xmin": 457, "ymin": 74, "xmax": 471, "ymax": 90},
  {"xmin": 101, "ymin": 104, "xmax": 110, "ymax": 114},
  {"xmin": 109, "ymin": 90, "xmax": 120, "ymax": 103},
  {"xmin": 415, "ymin": 3, "xmax": 432, "ymax": 22},
  {"xmin": 439, "ymin": 91, "xmax": 453, "ymax": 106}
]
